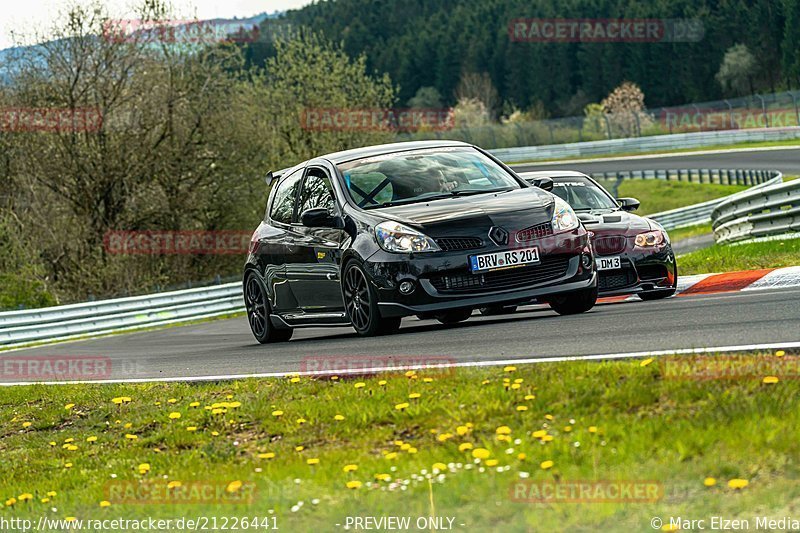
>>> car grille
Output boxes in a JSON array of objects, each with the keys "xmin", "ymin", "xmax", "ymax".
[
  {"xmin": 515, "ymin": 222, "xmax": 554, "ymax": 242},
  {"xmin": 435, "ymin": 237, "xmax": 483, "ymax": 252},
  {"xmin": 598, "ymin": 268, "xmax": 637, "ymax": 290},
  {"xmin": 638, "ymin": 264, "xmax": 669, "ymax": 280},
  {"xmin": 593, "ymin": 235, "xmax": 627, "ymax": 255},
  {"xmin": 428, "ymin": 255, "xmax": 571, "ymax": 294}
]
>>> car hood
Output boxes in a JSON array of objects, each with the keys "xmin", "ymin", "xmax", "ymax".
[
  {"xmin": 577, "ymin": 210, "xmax": 655, "ymax": 236},
  {"xmin": 371, "ymin": 188, "xmax": 554, "ymax": 238}
]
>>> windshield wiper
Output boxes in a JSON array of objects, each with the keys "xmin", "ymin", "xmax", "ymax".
[{"xmin": 363, "ymin": 188, "xmax": 512, "ymax": 209}]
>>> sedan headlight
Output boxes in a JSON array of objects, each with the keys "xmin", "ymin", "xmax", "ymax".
[
  {"xmin": 635, "ymin": 230, "xmax": 665, "ymax": 247},
  {"xmin": 551, "ymin": 197, "xmax": 579, "ymax": 232},
  {"xmin": 375, "ymin": 221, "xmax": 440, "ymax": 253}
]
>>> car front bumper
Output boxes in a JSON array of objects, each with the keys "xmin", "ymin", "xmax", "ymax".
[
  {"xmin": 596, "ymin": 245, "xmax": 677, "ymax": 296},
  {"xmin": 362, "ymin": 228, "xmax": 597, "ymax": 318}
]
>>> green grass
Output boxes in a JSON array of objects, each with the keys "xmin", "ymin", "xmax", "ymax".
[
  {"xmin": 668, "ymin": 223, "xmax": 712, "ymax": 243},
  {"xmin": 679, "ymin": 238, "xmax": 800, "ymax": 275},
  {"xmin": 1, "ymin": 353, "xmax": 798, "ymax": 530},
  {"xmin": 512, "ymin": 138, "xmax": 800, "ymax": 164},
  {"xmin": 614, "ymin": 180, "xmax": 748, "ymax": 216}
]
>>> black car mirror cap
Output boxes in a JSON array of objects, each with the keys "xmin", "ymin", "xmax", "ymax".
[
  {"xmin": 529, "ymin": 177, "xmax": 554, "ymax": 191},
  {"xmin": 618, "ymin": 197, "xmax": 640, "ymax": 211},
  {"xmin": 300, "ymin": 207, "xmax": 345, "ymax": 229}
]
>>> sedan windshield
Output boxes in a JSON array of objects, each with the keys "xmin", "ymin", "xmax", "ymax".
[
  {"xmin": 337, "ymin": 147, "xmax": 521, "ymax": 209},
  {"xmin": 550, "ymin": 176, "xmax": 619, "ymax": 211}
]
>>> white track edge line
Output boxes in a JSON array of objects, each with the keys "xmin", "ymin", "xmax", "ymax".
[{"xmin": 1, "ymin": 341, "xmax": 798, "ymax": 387}]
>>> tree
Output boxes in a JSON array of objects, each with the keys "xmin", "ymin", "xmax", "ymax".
[
  {"xmin": 407, "ymin": 86, "xmax": 443, "ymax": 108},
  {"xmin": 455, "ymin": 72, "xmax": 499, "ymax": 120},
  {"xmin": 601, "ymin": 82, "xmax": 653, "ymax": 137},
  {"xmin": 716, "ymin": 44, "xmax": 757, "ymax": 96}
]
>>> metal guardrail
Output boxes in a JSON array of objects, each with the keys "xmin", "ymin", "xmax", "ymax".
[
  {"xmin": 0, "ymin": 283, "xmax": 244, "ymax": 348},
  {"xmin": 492, "ymin": 127, "xmax": 800, "ymax": 163},
  {"xmin": 712, "ymin": 179, "xmax": 800, "ymax": 244}
]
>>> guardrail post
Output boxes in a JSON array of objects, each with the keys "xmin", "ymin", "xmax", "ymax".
[
  {"xmin": 724, "ymin": 100, "xmax": 734, "ymax": 129},
  {"xmin": 603, "ymin": 115, "xmax": 612, "ymax": 139},
  {"xmin": 755, "ymin": 95, "xmax": 768, "ymax": 127}
]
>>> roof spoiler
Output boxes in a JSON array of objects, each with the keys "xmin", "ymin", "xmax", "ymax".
[{"xmin": 265, "ymin": 167, "xmax": 292, "ymax": 187}]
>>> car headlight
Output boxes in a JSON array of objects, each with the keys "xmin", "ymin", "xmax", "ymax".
[
  {"xmin": 551, "ymin": 197, "xmax": 579, "ymax": 232},
  {"xmin": 375, "ymin": 221, "xmax": 440, "ymax": 253},
  {"xmin": 635, "ymin": 230, "xmax": 665, "ymax": 247}
]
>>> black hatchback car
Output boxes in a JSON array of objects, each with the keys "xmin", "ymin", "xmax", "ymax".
[
  {"xmin": 243, "ymin": 141, "xmax": 598, "ymax": 341},
  {"xmin": 520, "ymin": 170, "xmax": 677, "ymax": 300}
]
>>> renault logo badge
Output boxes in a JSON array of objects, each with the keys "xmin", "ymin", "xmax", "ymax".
[{"xmin": 488, "ymin": 226, "xmax": 509, "ymax": 246}]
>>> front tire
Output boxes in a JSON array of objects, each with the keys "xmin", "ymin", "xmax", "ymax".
[
  {"xmin": 547, "ymin": 287, "xmax": 598, "ymax": 316},
  {"xmin": 244, "ymin": 273, "xmax": 293, "ymax": 343},
  {"xmin": 343, "ymin": 261, "xmax": 401, "ymax": 336}
]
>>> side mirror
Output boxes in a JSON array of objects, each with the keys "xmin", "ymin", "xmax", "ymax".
[
  {"xmin": 529, "ymin": 177, "xmax": 554, "ymax": 191},
  {"xmin": 300, "ymin": 208, "xmax": 344, "ymax": 229},
  {"xmin": 265, "ymin": 171, "xmax": 279, "ymax": 187},
  {"xmin": 617, "ymin": 197, "xmax": 640, "ymax": 212}
]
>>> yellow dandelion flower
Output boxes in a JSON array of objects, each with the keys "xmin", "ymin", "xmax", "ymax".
[
  {"xmin": 456, "ymin": 425, "xmax": 469, "ymax": 436},
  {"xmin": 400, "ymin": 443, "xmax": 411, "ymax": 451},
  {"xmin": 47, "ymin": 491, "xmax": 56, "ymax": 497},
  {"xmin": 306, "ymin": 458, "xmax": 320, "ymax": 465},
  {"xmin": 481, "ymin": 380, "xmax": 490, "ymax": 385},
  {"xmin": 123, "ymin": 423, "xmax": 132, "ymax": 429},
  {"xmin": 588, "ymin": 426, "xmax": 598, "ymax": 433},
  {"xmin": 540, "ymin": 460, "xmax": 554, "ymax": 470},
  {"xmin": 295, "ymin": 446, "xmax": 304, "ymax": 452},
  {"xmin": 524, "ymin": 394, "xmax": 535, "ymax": 400},
  {"xmin": 334, "ymin": 414, "xmax": 345, "ymax": 421},
  {"xmin": 563, "ymin": 426, "xmax": 573, "ymax": 432},
  {"xmin": 64, "ymin": 438, "xmax": 74, "ymax": 443},
  {"xmin": 167, "ymin": 481, "xmax": 182, "ymax": 489},
  {"xmin": 503, "ymin": 366, "xmax": 516, "ymax": 372},
  {"xmin": 775, "ymin": 350, "xmax": 786, "ymax": 357},
  {"xmin": 22, "ymin": 422, "xmax": 31, "ymax": 428},
  {"xmin": 271, "ymin": 410, "xmax": 283, "ymax": 417},
  {"xmin": 510, "ymin": 383, "xmax": 521, "ymax": 390},
  {"xmin": 408, "ymin": 393, "xmax": 421, "ymax": 399},
  {"xmin": 516, "ymin": 405, "xmax": 528, "ymax": 412},
  {"xmin": 290, "ymin": 377, "xmax": 301, "ymax": 383},
  {"xmin": 354, "ymin": 382, "xmax": 366, "ymax": 389},
  {"xmin": 458, "ymin": 443, "xmax": 474, "ymax": 452},
  {"xmin": 405, "ymin": 370, "xmax": 416, "ymax": 377},
  {"xmin": 86, "ymin": 436, "xmax": 98, "ymax": 443},
  {"xmin": 728, "ymin": 479, "xmax": 749, "ymax": 490},
  {"xmin": 472, "ymin": 448, "xmax": 490, "ymax": 459},
  {"xmin": 385, "ymin": 452, "xmax": 398, "ymax": 460},
  {"xmin": 138, "ymin": 463, "xmax": 150, "ymax": 472},
  {"xmin": 167, "ymin": 399, "xmax": 177, "ymax": 404},
  {"xmin": 65, "ymin": 517, "xmax": 76, "ymax": 522},
  {"xmin": 40, "ymin": 498, "xmax": 50, "ymax": 504},
  {"xmin": 296, "ymin": 418, "xmax": 307, "ymax": 424},
  {"xmin": 330, "ymin": 375, "xmax": 339, "ymax": 380},
  {"xmin": 661, "ymin": 525, "xmax": 679, "ymax": 532},
  {"xmin": 542, "ymin": 435, "xmax": 554, "ymax": 442},
  {"xmin": 211, "ymin": 408, "xmax": 225, "ymax": 415},
  {"xmin": 189, "ymin": 402, "xmax": 200, "ymax": 407},
  {"xmin": 432, "ymin": 462, "xmax": 447, "ymax": 471},
  {"xmin": 258, "ymin": 452, "xmax": 275, "ymax": 459},
  {"xmin": 532, "ymin": 429, "xmax": 548, "ymax": 439},
  {"xmin": 49, "ymin": 441, "xmax": 56, "ymax": 446},
  {"xmin": 66, "ymin": 445, "xmax": 78, "ymax": 451},
  {"xmin": 544, "ymin": 414, "xmax": 554, "ymax": 421},
  {"xmin": 395, "ymin": 402, "xmax": 410, "ymax": 410},
  {"xmin": 228, "ymin": 401, "xmax": 241, "ymax": 408},
  {"xmin": 407, "ymin": 447, "xmax": 418, "ymax": 454},
  {"xmin": 343, "ymin": 464, "xmax": 358, "ymax": 473},
  {"xmin": 762, "ymin": 376, "xmax": 779, "ymax": 384},
  {"xmin": 378, "ymin": 380, "xmax": 387, "ymax": 386},
  {"xmin": 640, "ymin": 358, "xmax": 654, "ymax": 367},
  {"xmin": 346, "ymin": 480, "xmax": 362, "ymax": 489},
  {"xmin": 517, "ymin": 453, "xmax": 526, "ymax": 461},
  {"xmin": 186, "ymin": 427, "xmax": 197, "ymax": 432},
  {"xmin": 375, "ymin": 473, "xmax": 391, "ymax": 481},
  {"xmin": 437, "ymin": 433, "xmax": 453, "ymax": 442},
  {"xmin": 111, "ymin": 397, "xmax": 131, "ymax": 405},
  {"xmin": 485, "ymin": 459, "xmax": 499, "ymax": 467},
  {"xmin": 226, "ymin": 480, "xmax": 243, "ymax": 493},
  {"xmin": 496, "ymin": 426, "xmax": 512, "ymax": 435},
  {"xmin": 18, "ymin": 493, "xmax": 32, "ymax": 501},
  {"xmin": 211, "ymin": 431, "xmax": 219, "ymax": 436},
  {"xmin": 99, "ymin": 500, "xmax": 111, "ymax": 508},
  {"xmin": 64, "ymin": 463, "xmax": 73, "ymax": 468},
  {"xmin": 423, "ymin": 377, "xmax": 434, "ymax": 383},
  {"xmin": 704, "ymin": 477, "xmax": 717, "ymax": 487},
  {"xmin": 168, "ymin": 412, "xmax": 181, "ymax": 420},
  {"xmin": 65, "ymin": 403, "xmax": 75, "ymax": 410},
  {"xmin": 124, "ymin": 434, "xmax": 138, "ymax": 440}
]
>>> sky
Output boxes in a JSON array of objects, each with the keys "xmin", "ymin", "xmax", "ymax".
[{"xmin": 0, "ymin": 0, "xmax": 313, "ymax": 50}]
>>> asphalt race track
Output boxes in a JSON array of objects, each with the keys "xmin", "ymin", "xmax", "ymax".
[
  {"xmin": 4, "ymin": 287, "xmax": 799, "ymax": 383},
  {"xmin": 512, "ymin": 147, "xmax": 800, "ymax": 175}
]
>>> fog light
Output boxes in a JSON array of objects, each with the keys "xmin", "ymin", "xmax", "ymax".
[
  {"xmin": 581, "ymin": 254, "xmax": 593, "ymax": 269},
  {"xmin": 399, "ymin": 281, "xmax": 415, "ymax": 295}
]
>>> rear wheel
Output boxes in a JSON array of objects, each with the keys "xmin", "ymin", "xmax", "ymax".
[
  {"xmin": 547, "ymin": 287, "xmax": 598, "ymax": 316},
  {"xmin": 244, "ymin": 273, "xmax": 293, "ymax": 343},
  {"xmin": 479, "ymin": 305, "xmax": 518, "ymax": 316},
  {"xmin": 435, "ymin": 308, "xmax": 473, "ymax": 324},
  {"xmin": 343, "ymin": 262, "xmax": 401, "ymax": 336}
]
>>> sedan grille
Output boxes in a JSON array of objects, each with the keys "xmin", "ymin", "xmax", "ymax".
[
  {"xmin": 428, "ymin": 255, "xmax": 571, "ymax": 294},
  {"xmin": 435, "ymin": 237, "xmax": 483, "ymax": 252},
  {"xmin": 515, "ymin": 222, "xmax": 554, "ymax": 242},
  {"xmin": 598, "ymin": 268, "xmax": 637, "ymax": 290},
  {"xmin": 593, "ymin": 235, "xmax": 627, "ymax": 255}
]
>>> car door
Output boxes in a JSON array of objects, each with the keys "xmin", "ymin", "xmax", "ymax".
[
  {"xmin": 284, "ymin": 166, "xmax": 346, "ymax": 313},
  {"xmin": 261, "ymin": 168, "xmax": 304, "ymax": 315}
]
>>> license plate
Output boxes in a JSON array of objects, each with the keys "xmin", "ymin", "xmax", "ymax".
[
  {"xmin": 470, "ymin": 247, "xmax": 540, "ymax": 273},
  {"xmin": 596, "ymin": 256, "xmax": 622, "ymax": 270}
]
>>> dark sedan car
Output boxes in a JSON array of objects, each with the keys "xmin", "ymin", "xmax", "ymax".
[
  {"xmin": 243, "ymin": 141, "xmax": 598, "ymax": 341},
  {"xmin": 520, "ymin": 170, "xmax": 677, "ymax": 300}
]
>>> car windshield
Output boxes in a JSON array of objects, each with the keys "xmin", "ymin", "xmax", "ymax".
[
  {"xmin": 337, "ymin": 147, "xmax": 521, "ymax": 209},
  {"xmin": 550, "ymin": 176, "xmax": 619, "ymax": 211}
]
